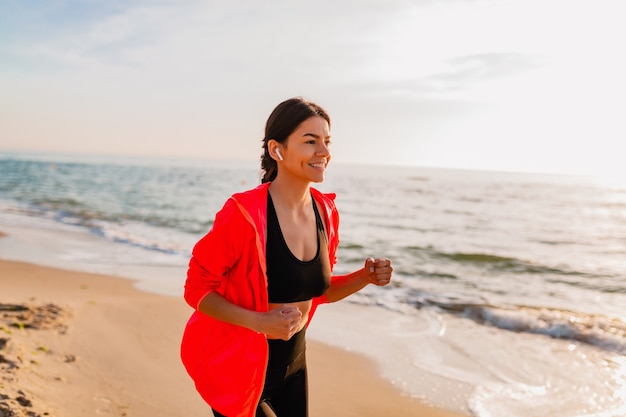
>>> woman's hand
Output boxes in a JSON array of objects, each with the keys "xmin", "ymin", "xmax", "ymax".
[
  {"xmin": 322, "ymin": 258, "xmax": 394, "ymax": 303},
  {"xmin": 365, "ymin": 258, "xmax": 393, "ymax": 286},
  {"xmin": 258, "ymin": 305, "xmax": 302, "ymax": 340}
]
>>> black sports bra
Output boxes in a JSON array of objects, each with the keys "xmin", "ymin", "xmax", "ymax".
[{"xmin": 266, "ymin": 193, "xmax": 331, "ymax": 303}]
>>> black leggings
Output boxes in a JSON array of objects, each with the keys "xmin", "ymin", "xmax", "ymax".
[{"xmin": 212, "ymin": 328, "xmax": 308, "ymax": 417}]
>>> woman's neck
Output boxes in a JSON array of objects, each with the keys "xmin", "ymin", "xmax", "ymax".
[{"xmin": 268, "ymin": 177, "xmax": 311, "ymax": 210}]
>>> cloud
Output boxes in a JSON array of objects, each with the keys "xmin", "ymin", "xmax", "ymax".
[
  {"xmin": 0, "ymin": 0, "xmax": 405, "ymax": 86},
  {"xmin": 1, "ymin": 2, "xmax": 199, "ymax": 71},
  {"xmin": 326, "ymin": 52, "xmax": 545, "ymax": 107},
  {"xmin": 354, "ymin": 52, "xmax": 543, "ymax": 101},
  {"xmin": 414, "ymin": 53, "xmax": 542, "ymax": 92}
]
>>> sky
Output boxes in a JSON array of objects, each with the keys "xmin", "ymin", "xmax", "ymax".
[{"xmin": 1, "ymin": 0, "xmax": 625, "ymax": 177}]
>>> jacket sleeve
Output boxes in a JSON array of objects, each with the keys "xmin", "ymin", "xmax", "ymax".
[
  {"xmin": 184, "ymin": 198, "xmax": 243, "ymax": 310},
  {"xmin": 328, "ymin": 201, "xmax": 339, "ymax": 270}
]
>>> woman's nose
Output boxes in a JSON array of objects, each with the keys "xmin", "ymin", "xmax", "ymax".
[{"xmin": 316, "ymin": 142, "xmax": 330, "ymax": 156}]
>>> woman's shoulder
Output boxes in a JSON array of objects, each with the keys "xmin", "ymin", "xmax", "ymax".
[
  {"xmin": 229, "ymin": 183, "xmax": 270, "ymax": 209},
  {"xmin": 212, "ymin": 183, "xmax": 270, "ymax": 233},
  {"xmin": 311, "ymin": 187, "xmax": 337, "ymax": 209}
]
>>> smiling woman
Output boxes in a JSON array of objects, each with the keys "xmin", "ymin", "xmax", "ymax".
[{"xmin": 180, "ymin": 97, "xmax": 393, "ymax": 417}]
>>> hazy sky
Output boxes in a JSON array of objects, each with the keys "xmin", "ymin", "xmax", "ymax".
[{"xmin": 1, "ymin": 0, "xmax": 624, "ymax": 176}]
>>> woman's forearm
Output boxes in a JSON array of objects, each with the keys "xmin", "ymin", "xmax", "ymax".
[
  {"xmin": 198, "ymin": 292, "xmax": 262, "ymax": 332},
  {"xmin": 197, "ymin": 292, "xmax": 303, "ymax": 340},
  {"xmin": 325, "ymin": 258, "xmax": 393, "ymax": 303},
  {"xmin": 324, "ymin": 268, "xmax": 370, "ymax": 303}
]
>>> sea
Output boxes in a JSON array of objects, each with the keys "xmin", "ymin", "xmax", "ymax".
[{"xmin": 1, "ymin": 151, "xmax": 625, "ymax": 417}]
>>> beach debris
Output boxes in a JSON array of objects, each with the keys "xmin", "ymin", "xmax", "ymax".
[
  {"xmin": 0, "ymin": 304, "xmax": 69, "ymax": 334},
  {"xmin": 0, "ymin": 303, "xmax": 66, "ymax": 417}
]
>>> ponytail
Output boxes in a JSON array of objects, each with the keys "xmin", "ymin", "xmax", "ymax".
[{"xmin": 260, "ymin": 146, "xmax": 277, "ymax": 183}]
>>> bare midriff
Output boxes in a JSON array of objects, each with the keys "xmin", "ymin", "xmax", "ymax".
[{"xmin": 267, "ymin": 299, "xmax": 312, "ymax": 339}]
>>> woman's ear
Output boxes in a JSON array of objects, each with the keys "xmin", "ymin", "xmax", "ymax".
[{"xmin": 268, "ymin": 139, "xmax": 283, "ymax": 161}]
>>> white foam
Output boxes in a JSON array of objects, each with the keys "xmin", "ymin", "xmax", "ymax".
[
  {"xmin": 0, "ymin": 210, "xmax": 187, "ymax": 297},
  {"xmin": 308, "ymin": 299, "xmax": 626, "ymax": 417}
]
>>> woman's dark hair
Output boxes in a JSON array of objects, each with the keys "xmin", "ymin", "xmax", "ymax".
[{"xmin": 260, "ymin": 97, "xmax": 331, "ymax": 183}]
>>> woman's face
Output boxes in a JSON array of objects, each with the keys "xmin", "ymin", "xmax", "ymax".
[{"xmin": 279, "ymin": 116, "xmax": 331, "ymax": 184}]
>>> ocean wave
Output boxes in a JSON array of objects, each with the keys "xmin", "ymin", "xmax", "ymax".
[
  {"xmin": 418, "ymin": 294, "xmax": 626, "ymax": 354},
  {"xmin": 398, "ymin": 248, "xmax": 624, "ymax": 294},
  {"xmin": 432, "ymin": 250, "xmax": 588, "ymax": 276},
  {"xmin": 12, "ymin": 193, "xmax": 211, "ymax": 234},
  {"xmin": 0, "ymin": 200, "xmax": 194, "ymax": 256},
  {"xmin": 94, "ymin": 221, "xmax": 191, "ymax": 255},
  {"xmin": 399, "ymin": 245, "xmax": 596, "ymax": 278},
  {"xmin": 462, "ymin": 304, "xmax": 626, "ymax": 354},
  {"xmin": 547, "ymin": 277, "xmax": 626, "ymax": 294},
  {"xmin": 350, "ymin": 289, "xmax": 626, "ymax": 354}
]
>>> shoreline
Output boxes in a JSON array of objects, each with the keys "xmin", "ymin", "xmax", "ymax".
[{"xmin": 1, "ymin": 258, "xmax": 468, "ymax": 416}]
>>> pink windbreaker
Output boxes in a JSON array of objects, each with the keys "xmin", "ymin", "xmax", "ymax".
[{"xmin": 181, "ymin": 183, "xmax": 339, "ymax": 417}]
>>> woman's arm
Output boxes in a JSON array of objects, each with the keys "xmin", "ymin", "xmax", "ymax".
[
  {"xmin": 185, "ymin": 198, "xmax": 301, "ymax": 340},
  {"xmin": 324, "ymin": 258, "xmax": 393, "ymax": 303},
  {"xmin": 198, "ymin": 292, "xmax": 302, "ymax": 341}
]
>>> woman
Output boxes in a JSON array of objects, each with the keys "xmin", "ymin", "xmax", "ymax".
[{"xmin": 181, "ymin": 97, "xmax": 393, "ymax": 417}]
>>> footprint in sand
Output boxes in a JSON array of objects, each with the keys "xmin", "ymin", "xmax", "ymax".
[{"xmin": 94, "ymin": 395, "xmax": 114, "ymax": 414}]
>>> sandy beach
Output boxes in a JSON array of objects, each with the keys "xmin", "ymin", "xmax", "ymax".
[{"xmin": 0, "ymin": 258, "xmax": 467, "ymax": 417}]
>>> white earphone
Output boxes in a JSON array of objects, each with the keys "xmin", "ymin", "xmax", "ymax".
[{"xmin": 275, "ymin": 149, "xmax": 284, "ymax": 161}]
